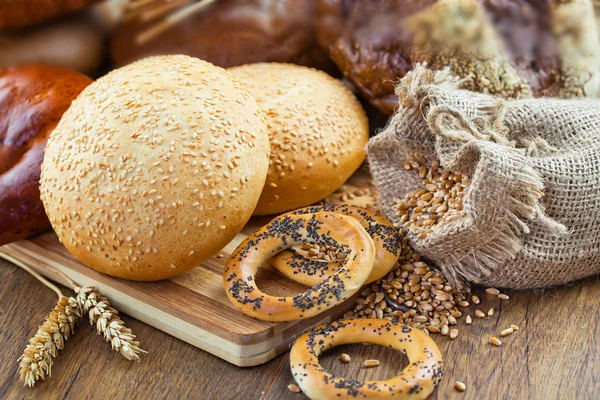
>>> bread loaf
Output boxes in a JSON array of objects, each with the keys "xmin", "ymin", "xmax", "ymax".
[
  {"xmin": 41, "ymin": 55, "xmax": 270, "ymax": 281},
  {"xmin": 229, "ymin": 63, "xmax": 369, "ymax": 215}
]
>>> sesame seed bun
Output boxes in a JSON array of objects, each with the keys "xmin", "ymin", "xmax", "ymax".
[
  {"xmin": 228, "ymin": 63, "xmax": 369, "ymax": 216},
  {"xmin": 40, "ymin": 55, "xmax": 270, "ymax": 281}
]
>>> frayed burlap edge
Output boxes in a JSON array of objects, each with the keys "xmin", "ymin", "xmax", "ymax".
[{"xmin": 367, "ymin": 64, "xmax": 567, "ymax": 289}]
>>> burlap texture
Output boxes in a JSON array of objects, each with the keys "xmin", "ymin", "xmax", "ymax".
[{"xmin": 367, "ymin": 65, "xmax": 600, "ymax": 289}]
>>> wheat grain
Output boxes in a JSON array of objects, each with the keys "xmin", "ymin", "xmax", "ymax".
[
  {"xmin": 288, "ymin": 383, "xmax": 301, "ymax": 393},
  {"xmin": 19, "ymin": 296, "xmax": 80, "ymax": 387},
  {"xmin": 321, "ymin": 183, "xmax": 379, "ymax": 210},
  {"xmin": 393, "ymin": 154, "xmax": 469, "ymax": 239},
  {"xmin": 346, "ymin": 230, "xmax": 469, "ymax": 334},
  {"xmin": 363, "ymin": 360, "xmax": 380, "ymax": 368},
  {"xmin": 76, "ymin": 286, "xmax": 146, "ymax": 361},
  {"xmin": 455, "ymin": 381, "xmax": 467, "ymax": 392}
]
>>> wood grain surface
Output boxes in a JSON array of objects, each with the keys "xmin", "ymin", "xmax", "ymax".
[
  {"xmin": 0, "ymin": 228, "xmax": 355, "ymax": 367},
  {"xmin": 1, "ymin": 258, "xmax": 598, "ymax": 399}
]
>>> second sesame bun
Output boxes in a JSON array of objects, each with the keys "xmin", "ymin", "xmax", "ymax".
[
  {"xmin": 229, "ymin": 63, "xmax": 369, "ymax": 215},
  {"xmin": 41, "ymin": 55, "xmax": 270, "ymax": 281}
]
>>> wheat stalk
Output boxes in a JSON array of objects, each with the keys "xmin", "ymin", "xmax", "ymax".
[
  {"xmin": 8, "ymin": 252, "xmax": 146, "ymax": 387},
  {"xmin": 76, "ymin": 286, "xmax": 147, "ymax": 362},
  {"xmin": 18, "ymin": 296, "xmax": 80, "ymax": 387}
]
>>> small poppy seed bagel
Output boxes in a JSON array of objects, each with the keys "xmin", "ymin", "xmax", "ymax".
[
  {"xmin": 223, "ymin": 212, "xmax": 375, "ymax": 322},
  {"xmin": 41, "ymin": 55, "xmax": 270, "ymax": 281},
  {"xmin": 290, "ymin": 319, "xmax": 444, "ymax": 400},
  {"xmin": 271, "ymin": 204, "xmax": 401, "ymax": 285},
  {"xmin": 228, "ymin": 63, "xmax": 369, "ymax": 215}
]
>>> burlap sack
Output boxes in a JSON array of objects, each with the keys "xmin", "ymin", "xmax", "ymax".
[{"xmin": 367, "ymin": 65, "xmax": 600, "ymax": 289}]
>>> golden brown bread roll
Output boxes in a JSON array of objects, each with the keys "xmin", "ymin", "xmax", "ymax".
[
  {"xmin": 0, "ymin": 65, "xmax": 92, "ymax": 246},
  {"xmin": 228, "ymin": 63, "xmax": 369, "ymax": 216},
  {"xmin": 0, "ymin": 11, "xmax": 107, "ymax": 75},
  {"xmin": 111, "ymin": 0, "xmax": 337, "ymax": 73},
  {"xmin": 0, "ymin": 0, "xmax": 99, "ymax": 31},
  {"xmin": 317, "ymin": 0, "xmax": 600, "ymax": 115},
  {"xmin": 41, "ymin": 55, "xmax": 270, "ymax": 281}
]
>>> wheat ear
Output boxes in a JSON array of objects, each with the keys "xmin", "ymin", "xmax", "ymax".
[
  {"xmin": 18, "ymin": 296, "xmax": 80, "ymax": 387},
  {"xmin": 7, "ymin": 253, "xmax": 82, "ymax": 387},
  {"xmin": 75, "ymin": 286, "xmax": 146, "ymax": 361}
]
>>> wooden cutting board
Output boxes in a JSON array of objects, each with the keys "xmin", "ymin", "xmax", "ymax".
[{"xmin": 0, "ymin": 220, "xmax": 356, "ymax": 367}]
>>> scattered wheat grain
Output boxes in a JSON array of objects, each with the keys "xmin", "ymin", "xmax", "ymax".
[
  {"xmin": 288, "ymin": 384, "xmax": 301, "ymax": 393},
  {"xmin": 363, "ymin": 360, "xmax": 381, "ymax": 368},
  {"xmin": 500, "ymin": 328, "xmax": 514, "ymax": 337}
]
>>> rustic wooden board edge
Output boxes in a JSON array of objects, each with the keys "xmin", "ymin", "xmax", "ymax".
[
  {"xmin": 0, "ymin": 240, "xmax": 354, "ymax": 367},
  {"xmin": 0, "ymin": 246, "xmax": 279, "ymax": 366}
]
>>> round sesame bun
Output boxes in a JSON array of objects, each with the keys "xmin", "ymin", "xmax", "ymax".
[
  {"xmin": 228, "ymin": 63, "xmax": 369, "ymax": 216},
  {"xmin": 41, "ymin": 55, "xmax": 270, "ymax": 281}
]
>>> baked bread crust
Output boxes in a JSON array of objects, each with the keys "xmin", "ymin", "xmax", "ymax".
[
  {"xmin": 0, "ymin": 0, "xmax": 99, "ymax": 31},
  {"xmin": 318, "ymin": 0, "xmax": 600, "ymax": 115},
  {"xmin": 0, "ymin": 65, "xmax": 92, "ymax": 246},
  {"xmin": 112, "ymin": 0, "xmax": 337, "ymax": 73}
]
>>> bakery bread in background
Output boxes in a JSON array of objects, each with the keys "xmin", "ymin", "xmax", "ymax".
[
  {"xmin": 317, "ymin": 0, "xmax": 600, "ymax": 116},
  {"xmin": 40, "ymin": 55, "xmax": 270, "ymax": 281},
  {"xmin": 111, "ymin": 0, "xmax": 337, "ymax": 73},
  {"xmin": 0, "ymin": 9, "xmax": 108, "ymax": 76},
  {"xmin": 0, "ymin": 65, "xmax": 92, "ymax": 247},
  {"xmin": 229, "ymin": 63, "xmax": 369, "ymax": 216},
  {"xmin": 0, "ymin": 0, "xmax": 99, "ymax": 31}
]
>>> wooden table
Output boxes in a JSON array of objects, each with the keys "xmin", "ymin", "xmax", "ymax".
[{"xmin": 1, "ymin": 258, "xmax": 598, "ymax": 399}]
